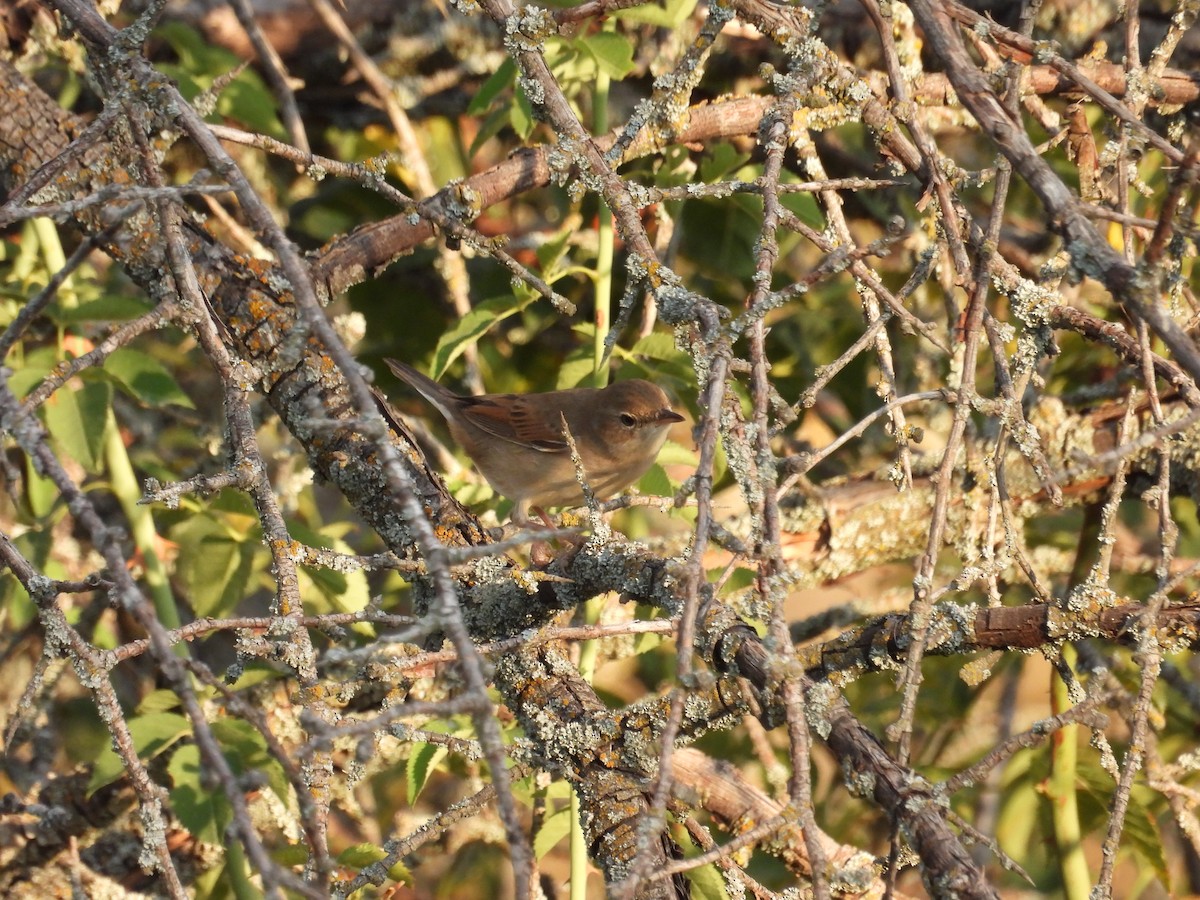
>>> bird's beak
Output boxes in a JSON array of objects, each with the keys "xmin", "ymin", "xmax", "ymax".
[{"xmin": 657, "ymin": 409, "xmax": 686, "ymax": 424}]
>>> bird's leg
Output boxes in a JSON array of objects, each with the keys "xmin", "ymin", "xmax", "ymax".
[
  {"xmin": 510, "ymin": 503, "xmax": 584, "ymax": 567},
  {"xmin": 507, "ymin": 500, "xmax": 554, "ymax": 566}
]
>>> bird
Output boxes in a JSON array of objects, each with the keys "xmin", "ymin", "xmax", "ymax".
[{"xmin": 384, "ymin": 358, "xmax": 685, "ymax": 525}]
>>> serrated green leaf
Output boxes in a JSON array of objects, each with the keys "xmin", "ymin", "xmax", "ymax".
[
  {"xmin": 430, "ymin": 295, "xmax": 534, "ymax": 380},
  {"xmin": 534, "ymin": 807, "xmax": 574, "ymax": 859},
  {"xmin": 579, "ymin": 32, "xmax": 635, "ymax": 79},
  {"xmin": 89, "ymin": 712, "xmax": 191, "ymax": 794},
  {"xmin": 388, "ymin": 861, "xmax": 414, "ymax": 884},
  {"xmin": 407, "ymin": 742, "xmax": 450, "ymax": 804},
  {"xmin": 103, "ymin": 348, "xmax": 194, "ymax": 408},
  {"xmin": 42, "ymin": 379, "xmax": 112, "ymax": 473}
]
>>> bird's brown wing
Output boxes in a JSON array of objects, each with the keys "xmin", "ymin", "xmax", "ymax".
[{"xmin": 458, "ymin": 394, "xmax": 570, "ymax": 452}]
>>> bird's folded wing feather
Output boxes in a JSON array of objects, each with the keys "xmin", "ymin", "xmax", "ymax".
[{"xmin": 459, "ymin": 395, "xmax": 569, "ymax": 452}]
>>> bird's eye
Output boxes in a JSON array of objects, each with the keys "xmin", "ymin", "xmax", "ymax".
[{"xmin": 619, "ymin": 413, "xmax": 637, "ymax": 427}]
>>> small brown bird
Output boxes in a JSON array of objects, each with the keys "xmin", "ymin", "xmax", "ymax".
[{"xmin": 385, "ymin": 359, "xmax": 685, "ymax": 524}]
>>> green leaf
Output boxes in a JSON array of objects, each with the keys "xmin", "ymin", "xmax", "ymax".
[
  {"xmin": 468, "ymin": 58, "xmax": 516, "ymax": 115},
  {"xmin": 615, "ymin": 0, "xmax": 698, "ymax": 27},
  {"xmin": 536, "ymin": 226, "xmax": 576, "ymax": 282},
  {"xmin": 631, "ymin": 332, "xmax": 688, "ymax": 364},
  {"xmin": 534, "ymin": 806, "xmax": 573, "ymax": 859},
  {"xmin": 407, "ymin": 742, "xmax": 450, "ymax": 804},
  {"xmin": 780, "ymin": 188, "xmax": 823, "ymax": 229},
  {"xmin": 511, "ymin": 84, "xmax": 535, "ymax": 140},
  {"xmin": 637, "ymin": 463, "xmax": 673, "ymax": 498},
  {"xmin": 1078, "ymin": 763, "xmax": 1169, "ymax": 890},
  {"xmin": 51, "ymin": 295, "xmax": 154, "ymax": 324},
  {"xmin": 4, "ymin": 348, "xmax": 55, "ymax": 400},
  {"xmin": 0, "ymin": 528, "xmax": 60, "ymax": 627},
  {"xmin": 555, "ymin": 352, "xmax": 597, "ymax": 391},
  {"xmin": 684, "ymin": 861, "xmax": 729, "ymax": 900},
  {"xmin": 710, "ymin": 565, "xmax": 755, "ymax": 595},
  {"xmin": 138, "ymin": 690, "xmax": 183, "ymax": 714},
  {"xmin": 469, "ymin": 104, "xmax": 516, "ymax": 158},
  {"xmin": 430, "ymin": 294, "xmax": 535, "ymax": 380},
  {"xmin": 338, "ymin": 843, "xmax": 387, "ymax": 868},
  {"xmin": 169, "ymin": 743, "xmax": 228, "ymax": 844},
  {"xmin": 89, "ymin": 711, "xmax": 191, "ymax": 794},
  {"xmin": 276, "ymin": 844, "xmax": 310, "ymax": 866},
  {"xmin": 1121, "ymin": 801, "xmax": 1170, "ymax": 891},
  {"xmin": 42, "ymin": 379, "xmax": 112, "ymax": 473},
  {"xmin": 217, "ymin": 74, "xmax": 286, "ymax": 137},
  {"xmin": 289, "ymin": 520, "xmax": 371, "ymax": 616},
  {"xmin": 211, "ymin": 718, "xmax": 290, "ymax": 805},
  {"xmin": 671, "ymin": 823, "xmax": 729, "ymax": 900},
  {"xmin": 579, "ymin": 32, "xmax": 635, "ymax": 80},
  {"xmin": 655, "ymin": 439, "xmax": 698, "ymax": 468},
  {"xmin": 700, "ymin": 143, "xmax": 750, "ymax": 184},
  {"xmin": 23, "ymin": 452, "xmax": 59, "ymax": 518},
  {"xmin": 680, "ymin": 195, "xmax": 760, "ymax": 283},
  {"xmin": 103, "ymin": 348, "xmax": 194, "ymax": 408},
  {"xmin": 155, "ymin": 22, "xmax": 284, "ymax": 136},
  {"xmin": 174, "ymin": 515, "xmax": 258, "ymax": 617}
]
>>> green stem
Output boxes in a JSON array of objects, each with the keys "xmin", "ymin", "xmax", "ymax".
[
  {"xmin": 569, "ymin": 29, "xmax": 621, "ymax": 895},
  {"xmin": 104, "ymin": 413, "xmax": 184, "ymax": 643},
  {"xmin": 1049, "ymin": 643, "xmax": 1089, "ymax": 900},
  {"xmin": 570, "ymin": 597, "xmax": 603, "ymax": 899},
  {"xmin": 591, "ymin": 26, "xmax": 614, "ymax": 389}
]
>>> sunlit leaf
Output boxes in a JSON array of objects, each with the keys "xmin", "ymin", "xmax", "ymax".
[
  {"xmin": 42, "ymin": 379, "xmax": 111, "ymax": 473},
  {"xmin": 103, "ymin": 348, "xmax": 194, "ymax": 408}
]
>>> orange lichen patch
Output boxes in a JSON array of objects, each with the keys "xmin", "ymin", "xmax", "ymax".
[
  {"xmin": 240, "ymin": 256, "xmax": 275, "ymax": 280},
  {"xmin": 271, "ymin": 537, "xmax": 304, "ymax": 558},
  {"xmin": 245, "ymin": 296, "xmax": 282, "ymax": 323}
]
